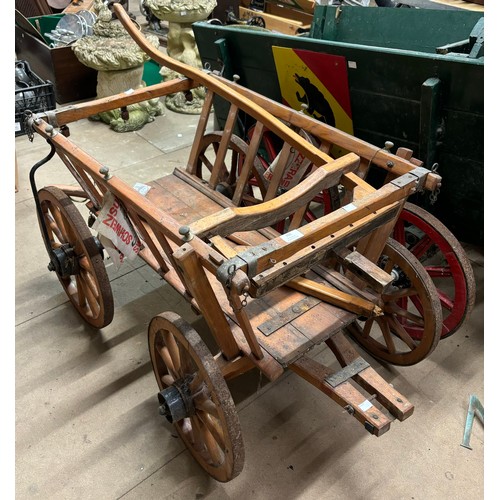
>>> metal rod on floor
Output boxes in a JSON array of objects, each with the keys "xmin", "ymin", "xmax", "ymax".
[{"xmin": 460, "ymin": 394, "xmax": 484, "ymax": 450}]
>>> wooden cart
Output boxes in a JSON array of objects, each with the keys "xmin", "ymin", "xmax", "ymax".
[{"xmin": 24, "ymin": 4, "xmax": 453, "ymax": 482}]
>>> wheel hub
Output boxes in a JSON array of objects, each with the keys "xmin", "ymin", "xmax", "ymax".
[
  {"xmin": 48, "ymin": 244, "xmax": 80, "ymax": 278},
  {"xmin": 390, "ymin": 266, "xmax": 411, "ymax": 289},
  {"xmin": 157, "ymin": 376, "xmax": 195, "ymax": 423}
]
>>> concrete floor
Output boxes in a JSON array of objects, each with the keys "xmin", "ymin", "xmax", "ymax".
[{"xmin": 13, "ymin": 2, "xmax": 484, "ymax": 499}]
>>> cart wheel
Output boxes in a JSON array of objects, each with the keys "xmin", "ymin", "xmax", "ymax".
[
  {"xmin": 196, "ymin": 132, "xmax": 268, "ymax": 203},
  {"xmin": 148, "ymin": 312, "xmax": 244, "ymax": 482},
  {"xmin": 393, "ymin": 203, "xmax": 476, "ymax": 339},
  {"xmin": 347, "ymin": 239, "xmax": 442, "ymax": 366},
  {"xmin": 37, "ymin": 186, "xmax": 114, "ymax": 328}
]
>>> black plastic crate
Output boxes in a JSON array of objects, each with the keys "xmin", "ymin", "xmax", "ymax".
[{"xmin": 15, "ymin": 60, "xmax": 56, "ymax": 136}]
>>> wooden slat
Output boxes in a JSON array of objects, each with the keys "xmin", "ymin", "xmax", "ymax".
[
  {"xmin": 52, "ymin": 78, "xmax": 195, "ymax": 126},
  {"xmin": 186, "ymin": 89, "xmax": 215, "ymax": 174},
  {"xmin": 286, "ymin": 276, "xmax": 382, "ymax": 317},
  {"xmin": 263, "ymin": 142, "xmax": 294, "ymax": 201},
  {"xmin": 232, "ymin": 121, "xmax": 265, "ymax": 205},
  {"xmin": 209, "ymin": 103, "xmax": 239, "ymax": 188},
  {"xmin": 333, "ymin": 248, "xmax": 394, "ymax": 293},
  {"xmin": 127, "ymin": 211, "xmax": 169, "ymax": 274}
]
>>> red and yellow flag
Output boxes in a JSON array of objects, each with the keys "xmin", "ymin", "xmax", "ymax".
[{"xmin": 272, "ymin": 47, "xmax": 353, "ymax": 136}]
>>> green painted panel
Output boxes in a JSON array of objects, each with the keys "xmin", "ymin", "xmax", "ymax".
[{"xmin": 311, "ymin": 5, "xmax": 484, "ymax": 55}]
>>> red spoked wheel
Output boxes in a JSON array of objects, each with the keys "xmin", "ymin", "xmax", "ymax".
[{"xmin": 392, "ymin": 203, "xmax": 476, "ymax": 339}]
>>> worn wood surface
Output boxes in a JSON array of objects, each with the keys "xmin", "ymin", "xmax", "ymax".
[{"xmin": 144, "ymin": 174, "xmax": 357, "ymax": 366}]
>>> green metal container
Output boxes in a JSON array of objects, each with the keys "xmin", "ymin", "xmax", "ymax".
[{"xmin": 193, "ymin": 6, "xmax": 484, "ymax": 245}]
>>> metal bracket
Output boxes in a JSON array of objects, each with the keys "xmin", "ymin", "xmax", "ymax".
[
  {"xmin": 216, "ymin": 242, "xmax": 277, "ymax": 287},
  {"xmin": 390, "ymin": 166, "xmax": 429, "ymax": 192},
  {"xmin": 257, "ymin": 296, "xmax": 321, "ymax": 336},
  {"xmin": 325, "ymin": 357, "xmax": 370, "ymax": 388}
]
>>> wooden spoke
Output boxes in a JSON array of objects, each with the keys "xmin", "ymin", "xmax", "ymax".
[
  {"xmin": 384, "ymin": 302, "xmax": 426, "ymax": 326},
  {"xmin": 197, "ymin": 410, "xmax": 226, "ymax": 451},
  {"xmin": 362, "ymin": 318, "xmax": 374, "ymax": 339},
  {"xmin": 81, "ymin": 270, "xmax": 99, "ymax": 300},
  {"xmin": 179, "ymin": 418, "xmax": 195, "ymax": 446},
  {"xmin": 79, "ymin": 272, "xmax": 100, "ymax": 315},
  {"xmin": 408, "ymin": 234, "xmax": 433, "ymax": 260},
  {"xmin": 37, "ymin": 187, "xmax": 113, "ymax": 328},
  {"xmin": 375, "ymin": 317, "xmax": 396, "ymax": 354},
  {"xmin": 382, "ymin": 286, "xmax": 418, "ymax": 302},
  {"xmin": 199, "ymin": 153, "xmax": 215, "ymax": 175},
  {"xmin": 189, "ymin": 371, "xmax": 204, "ymax": 392},
  {"xmin": 161, "ymin": 374, "xmax": 175, "ymax": 386},
  {"xmin": 163, "ymin": 330, "xmax": 183, "ymax": 377},
  {"xmin": 192, "ymin": 415, "xmax": 224, "ymax": 466},
  {"xmin": 46, "ymin": 215, "xmax": 65, "ymax": 244},
  {"xmin": 49, "ymin": 206, "xmax": 70, "ymax": 242},
  {"xmin": 387, "ymin": 316, "xmax": 418, "ymax": 350},
  {"xmin": 347, "ymin": 239, "xmax": 442, "ymax": 365},
  {"xmin": 194, "ymin": 394, "xmax": 219, "ymax": 418},
  {"xmin": 148, "ymin": 312, "xmax": 244, "ymax": 482},
  {"xmin": 437, "ymin": 289, "xmax": 454, "ymax": 311},
  {"xmin": 425, "ymin": 265, "xmax": 452, "ymax": 279},
  {"xmin": 158, "ymin": 344, "xmax": 180, "ymax": 380},
  {"xmin": 75, "ymin": 275, "xmax": 87, "ymax": 309}
]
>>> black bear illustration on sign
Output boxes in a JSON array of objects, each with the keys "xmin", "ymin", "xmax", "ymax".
[{"xmin": 294, "ymin": 73, "xmax": 336, "ymax": 127}]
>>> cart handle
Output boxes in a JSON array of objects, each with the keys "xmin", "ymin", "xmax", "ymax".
[
  {"xmin": 113, "ymin": 3, "xmax": 332, "ymax": 168},
  {"xmin": 189, "ymin": 152, "xmax": 360, "ymax": 239}
]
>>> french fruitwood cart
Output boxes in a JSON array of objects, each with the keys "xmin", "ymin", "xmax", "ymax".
[{"xmin": 24, "ymin": 4, "xmax": 456, "ymax": 482}]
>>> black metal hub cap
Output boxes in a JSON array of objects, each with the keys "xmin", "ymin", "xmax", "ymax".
[
  {"xmin": 157, "ymin": 375, "xmax": 195, "ymax": 423},
  {"xmin": 48, "ymin": 244, "xmax": 80, "ymax": 278}
]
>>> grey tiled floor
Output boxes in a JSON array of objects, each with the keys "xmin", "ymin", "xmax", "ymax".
[{"xmin": 12, "ymin": 2, "xmax": 485, "ymax": 499}]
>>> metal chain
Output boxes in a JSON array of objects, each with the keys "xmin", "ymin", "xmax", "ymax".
[
  {"xmin": 24, "ymin": 111, "xmax": 35, "ymax": 142},
  {"xmin": 429, "ymin": 163, "xmax": 440, "ymax": 205},
  {"xmin": 231, "ymin": 291, "xmax": 249, "ymax": 312},
  {"xmin": 225, "ymin": 263, "xmax": 236, "ymax": 289}
]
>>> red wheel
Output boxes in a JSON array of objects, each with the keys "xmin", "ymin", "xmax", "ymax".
[{"xmin": 393, "ymin": 203, "xmax": 476, "ymax": 339}]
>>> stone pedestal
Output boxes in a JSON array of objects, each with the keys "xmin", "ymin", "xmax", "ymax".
[
  {"xmin": 72, "ymin": 0, "xmax": 164, "ymax": 132},
  {"xmin": 145, "ymin": 0, "xmax": 216, "ymax": 114}
]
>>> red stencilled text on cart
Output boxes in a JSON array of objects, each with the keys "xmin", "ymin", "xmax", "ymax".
[{"xmin": 101, "ymin": 200, "xmax": 140, "ymax": 254}]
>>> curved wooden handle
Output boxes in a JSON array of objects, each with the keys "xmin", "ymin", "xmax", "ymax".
[{"xmin": 112, "ymin": 3, "xmax": 332, "ymax": 167}]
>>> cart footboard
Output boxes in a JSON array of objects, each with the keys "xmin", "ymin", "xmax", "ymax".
[{"xmin": 290, "ymin": 330, "xmax": 414, "ymax": 436}]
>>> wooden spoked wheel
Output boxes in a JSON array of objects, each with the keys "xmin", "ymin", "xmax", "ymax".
[
  {"xmin": 37, "ymin": 186, "xmax": 114, "ymax": 328},
  {"xmin": 148, "ymin": 312, "xmax": 244, "ymax": 482},
  {"xmin": 195, "ymin": 132, "xmax": 268, "ymax": 204},
  {"xmin": 393, "ymin": 203, "xmax": 476, "ymax": 339},
  {"xmin": 347, "ymin": 239, "xmax": 442, "ymax": 366}
]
